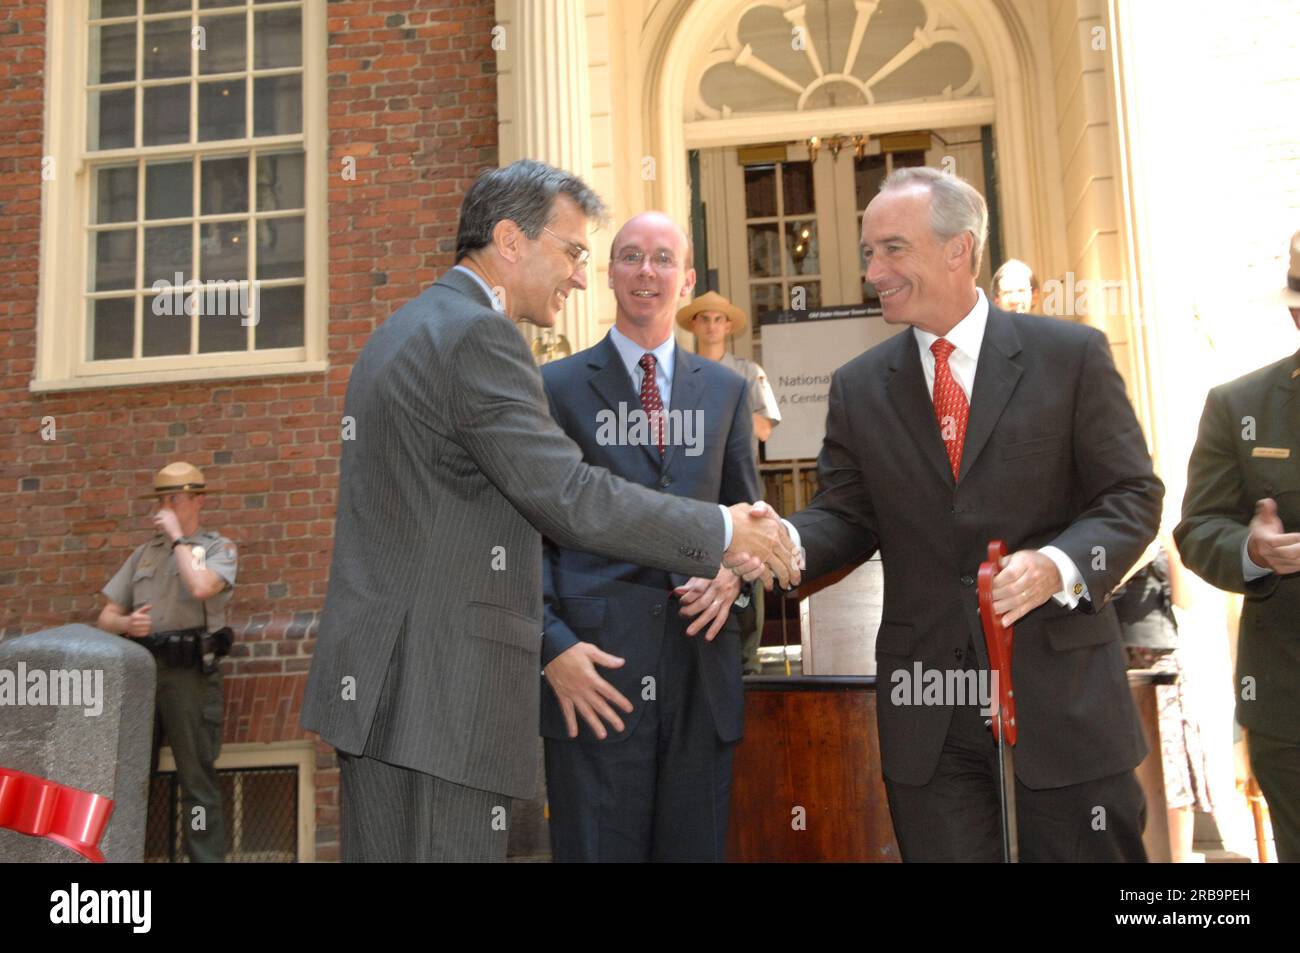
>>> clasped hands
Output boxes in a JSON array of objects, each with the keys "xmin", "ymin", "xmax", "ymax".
[{"xmin": 721, "ymin": 500, "xmax": 803, "ymax": 591}]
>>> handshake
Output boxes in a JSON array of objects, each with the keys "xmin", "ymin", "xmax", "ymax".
[{"xmin": 722, "ymin": 501, "xmax": 804, "ymax": 591}]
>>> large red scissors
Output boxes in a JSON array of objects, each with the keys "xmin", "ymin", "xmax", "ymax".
[{"xmin": 978, "ymin": 540, "xmax": 1018, "ymax": 863}]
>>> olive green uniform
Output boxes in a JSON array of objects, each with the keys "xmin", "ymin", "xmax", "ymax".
[
  {"xmin": 1174, "ymin": 349, "xmax": 1300, "ymax": 861},
  {"xmin": 103, "ymin": 529, "xmax": 237, "ymax": 863}
]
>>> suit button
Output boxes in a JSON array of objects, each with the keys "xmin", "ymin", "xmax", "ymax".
[
  {"xmin": 960, "ymin": 574, "xmax": 975, "ymax": 587},
  {"xmin": 659, "ymin": 475, "xmax": 672, "ymax": 488},
  {"xmin": 651, "ymin": 604, "xmax": 663, "ymax": 617}
]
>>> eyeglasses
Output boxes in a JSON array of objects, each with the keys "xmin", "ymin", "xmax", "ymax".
[
  {"xmin": 542, "ymin": 227, "xmax": 590, "ymax": 268},
  {"xmin": 613, "ymin": 248, "xmax": 680, "ymax": 271}
]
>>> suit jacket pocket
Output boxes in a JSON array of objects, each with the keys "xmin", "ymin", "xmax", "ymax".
[
  {"xmin": 1002, "ymin": 434, "xmax": 1066, "ymax": 460},
  {"xmin": 1046, "ymin": 610, "xmax": 1120, "ymax": 651},
  {"xmin": 875, "ymin": 621, "xmax": 914, "ymax": 656},
  {"xmin": 466, "ymin": 601, "xmax": 543, "ymax": 652},
  {"xmin": 559, "ymin": 596, "xmax": 606, "ymax": 631}
]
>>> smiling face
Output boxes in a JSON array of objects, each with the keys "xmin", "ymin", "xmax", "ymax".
[
  {"xmin": 513, "ymin": 194, "xmax": 591, "ymax": 328},
  {"xmin": 861, "ymin": 184, "xmax": 976, "ymax": 336},
  {"xmin": 608, "ymin": 212, "xmax": 695, "ymax": 337}
]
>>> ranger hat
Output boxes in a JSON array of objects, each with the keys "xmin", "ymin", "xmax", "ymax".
[
  {"xmin": 139, "ymin": 461, "xmax": 209, "ymax": 498},
  {"xmin": 676, "ymin": 291, "xmax": 748, "ymax": 335}
]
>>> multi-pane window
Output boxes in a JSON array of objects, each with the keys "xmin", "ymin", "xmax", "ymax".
[
  {"xmin": 742, "ymin": 159, "xmax": 822, "ymax": 322},
  {"xmin": 85, "ymin": 0, "xmax": 305, "ymax": 362}
]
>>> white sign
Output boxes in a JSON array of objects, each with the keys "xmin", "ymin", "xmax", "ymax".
[{"xmin": 761, "ymin": 305, "xmax": 903, "ymax": 460}]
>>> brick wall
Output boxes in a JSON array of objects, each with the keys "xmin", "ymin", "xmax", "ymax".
[{"xmin": 0, "ymin": 0, "xmax": 498, "ymax": 862}]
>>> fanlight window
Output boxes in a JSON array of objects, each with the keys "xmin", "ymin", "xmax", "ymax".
[{"xmin": 691, "ymin": 0, "xmax": 985, "ymax": 119}]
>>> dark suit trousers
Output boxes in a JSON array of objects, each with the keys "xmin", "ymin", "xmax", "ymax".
[
  {"xmin": 339, "ymin": 751, "xmax": 511, "ymax": 862},
  {"xmin": 1248, "ymin": 729, "xmax": 1300, "ymax": 862},
  {"xmin": 545, "ymin": 620, "xmax": 736, "ymax": 862},
  {"xmin": 884, "ymin": 646, "xmax": 1148, "ymax": 862}
]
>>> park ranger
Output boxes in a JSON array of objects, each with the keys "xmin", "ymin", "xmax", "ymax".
[{"xmin": 97, "ymin": 461, "xmax": 237, "ymax": 863}]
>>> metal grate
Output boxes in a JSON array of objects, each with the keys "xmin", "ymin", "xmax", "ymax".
[{"xmin": 145, "ymin": 765, "xmax": 298, "ymax": 863}]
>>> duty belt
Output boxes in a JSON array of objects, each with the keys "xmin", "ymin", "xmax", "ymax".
[{"xmin": 142, "ymin": 627, "xmax": 206, "ymax": 667}]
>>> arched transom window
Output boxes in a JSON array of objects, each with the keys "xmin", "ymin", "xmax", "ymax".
[{"xmin": 689, "ymin": 0, "xmax": 987, "ymax": 120}]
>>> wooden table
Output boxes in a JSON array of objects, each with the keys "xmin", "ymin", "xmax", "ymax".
[{"xmin": 726, "ymin": 671, "xmax": 1176, "ymax": 862}]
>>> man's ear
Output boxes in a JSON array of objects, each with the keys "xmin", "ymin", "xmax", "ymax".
[
  {"xmin": 681, "ymin": 268, "xmax": 697, "ymax": 299},
  {"xmin": 492, "ymin": 219, "xmax": 522, "ymax": 263},
  {"xmin": 947, "ymin": 233, "xmax": 972, "ymax": 273}
]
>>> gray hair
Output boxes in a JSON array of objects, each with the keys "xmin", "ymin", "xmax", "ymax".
[
  {"xmin": 880, "ymin": 166, "xmax": 989, "ymax": 276},
  {"xmin": 455, "ymin": 159, "xmax": 608, "ymax": 261},
  {"xmin": 991, "ymin": 258, "xmax": 1039, "ymax": 293}
]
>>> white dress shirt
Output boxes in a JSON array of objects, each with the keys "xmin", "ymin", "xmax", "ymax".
[
  {"xmin": 453, "ymin": 264, "xmax": 504, "ymax": 312},
  {"xmin": 608, "ymin": 324, "xmax": 675, "ymax": 412}
]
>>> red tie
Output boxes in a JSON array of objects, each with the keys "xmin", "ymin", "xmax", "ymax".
[
  {"xmin": 638, "ymin": 353, "xmax": 665, "ymax": 457},
  {"xmin": 930, "ymin": 338, "xmax": 969, "ymax": 481}
]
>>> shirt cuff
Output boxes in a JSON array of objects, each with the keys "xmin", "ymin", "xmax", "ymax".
[
  {"xmin": 1040, "ymin": 545, "xmax": 1087, "ymax": 608},
  {"xmin": 781, "ymin": 519, "xmax": 806, "ymax": 570},
  {"xmin": 1242, "ymin": 536, "xmax": 1272, "ymax": 581},
  {"xmin": 719, "ymin": 504, "xmax": 732, "ymax": 549}
]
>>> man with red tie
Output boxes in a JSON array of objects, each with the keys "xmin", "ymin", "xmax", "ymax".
[{"xmin": 783, "ymin": 167, "xmax": 1164, "ymax": 861}]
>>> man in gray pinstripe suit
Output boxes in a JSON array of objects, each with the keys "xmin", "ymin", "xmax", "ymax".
[{"xmin": 301, "ymin": 160, "xmax": 798, "ymax": 862}]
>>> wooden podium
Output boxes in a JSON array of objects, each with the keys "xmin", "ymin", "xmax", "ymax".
[{"xmin": 726, "ymin": 559, "xmax": 1173, "ymax": 862}]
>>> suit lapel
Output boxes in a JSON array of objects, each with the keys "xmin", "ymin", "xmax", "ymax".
[
  {"xmin": 958, "ymin": 308, "xmax": 1023, "ymax": 483},
  {"xmin": 587, "ymin": 334, "xmax": 663, "ymax": 471},
  {"xmin": 663, "ymin": 347, "xmax": 704, "ymax": 473},
  {"xmin": 886, "ymin": 329, "xmax": 955, "ymax": 490}
]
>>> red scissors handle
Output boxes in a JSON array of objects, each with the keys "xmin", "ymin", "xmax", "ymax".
[{"xmin": 977, "ymin": 540, "xmax": 1017, "ymax": 747}]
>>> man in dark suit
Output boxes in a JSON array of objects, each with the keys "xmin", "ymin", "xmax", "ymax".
[
  {"xmin": 1174, "ymin": 231, "xmax": 1300, "ymax": 861},
  {"xmin": 539, "ymin": 212, "xmax": 761, "ymax": 862},
  {"xmin": 783, "ymin": 167, "xmax": 1164, "ymax": 861},
  {"xmin": 301, "ymin": 161, "xmax": 796, "ymax": 862}
]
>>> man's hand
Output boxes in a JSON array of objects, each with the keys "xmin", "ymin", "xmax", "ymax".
[
  {"xmin": 724, "ymin": 501, "xmax": 800, "ymax": 590},
  {"xmin": 125, "ymin": 604, "xmax": 153, "ymax": 638},
  {"xmin": 152, "ymin": 507, "xmax": 182, "ymax": 542},
  {"xmin": 990, "ymin": 550, "xmax": 1062, "ymax": 627},
  {"xmin": 1247, "ymin": 498, "xmax": 1300, "ymax": 575},
  {"xmin": 675, "ymin": 567, "xmax": 743, "ymax": 641},
  {"xmin": 542, "ymin": 642, "xmax": 634, "ymax": 740}
]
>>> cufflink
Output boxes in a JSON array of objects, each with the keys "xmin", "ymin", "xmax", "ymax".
[{"xmin": 1072, "ymin": 582, "xmax": 1084, "ymax": 596}]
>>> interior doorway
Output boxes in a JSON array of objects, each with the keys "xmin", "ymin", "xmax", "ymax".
[{"xmin": 695, "ymin": 125, "xmax": 996, "ymax": 370}]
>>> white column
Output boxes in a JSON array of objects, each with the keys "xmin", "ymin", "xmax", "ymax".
[{"xmin": 507, "ymin": 0, "xmax": 597, "ymax": 352}]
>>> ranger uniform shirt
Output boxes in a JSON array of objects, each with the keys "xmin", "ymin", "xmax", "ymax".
[{"xmin": 102, "ymin": 529, "xmax": 237, "ymax": 632}]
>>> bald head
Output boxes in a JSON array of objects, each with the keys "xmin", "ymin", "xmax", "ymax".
[
  {"xmin": 607, "ymin": 211, "xmax": 697, "ymax": 344},
  {"xmin": 610, "ymin": 211, "xmax": 693, "ymax": 265}
]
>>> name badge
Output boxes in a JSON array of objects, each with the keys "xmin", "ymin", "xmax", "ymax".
[{"xmin": 1251, "ymin": 447, "xmax": 1292, "ymax": 459}]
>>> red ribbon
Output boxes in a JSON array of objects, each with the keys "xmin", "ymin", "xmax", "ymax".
[{"xmin": 0, "ymin": 766, "xmax": 114, "ymax": 863}]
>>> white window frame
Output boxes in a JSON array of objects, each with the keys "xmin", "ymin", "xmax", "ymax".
[
  {"xmin": 34, "ymin": 0, "xmax": 328, "ymax": 393},
  {"xmin": 157, "ymin": 740, "xmax": 317, "ymax": 862}
]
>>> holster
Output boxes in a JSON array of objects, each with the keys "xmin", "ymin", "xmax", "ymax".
[{"xmin": 199, "ymin": 627, "xmax": 234, "ymax": 675}]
